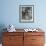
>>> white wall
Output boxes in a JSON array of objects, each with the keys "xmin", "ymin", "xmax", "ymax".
[{"xmin": 0, "ymin": 0, "xmax": 46, "ymax": 29}]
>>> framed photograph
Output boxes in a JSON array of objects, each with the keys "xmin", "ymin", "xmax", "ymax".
[{"xmin": 19, "ymin": 5, "xmax": 34, "ymax": 23}]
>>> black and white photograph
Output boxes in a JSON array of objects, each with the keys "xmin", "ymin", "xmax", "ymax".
[{"xmin": 19, "ymin": 5, "xmax": 34, "ymax": 23}]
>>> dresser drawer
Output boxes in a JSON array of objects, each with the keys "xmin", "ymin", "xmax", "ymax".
[
  {"xmin": 3, "ymin": 35, "xmax": 23, "ymax": 44},
  {"xmin": 32, "ymin": 36, "xmax": 45, "ymax": 44},
  {"xmin": 32, "ymin": 44, "xmax": 44, "ymax": 46},
  {"xmin": 24, "ymin": 32, "xmax": 44, "ymax": 36},
  {"xmin": 3, "ymin": 42, "xmax": 23, "ymax": 46},
  {"xmin": 3, "ymin": 32, "xmax": 23, "ymax": 36}
]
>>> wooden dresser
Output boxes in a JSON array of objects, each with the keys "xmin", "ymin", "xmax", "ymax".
[{"xmin": 2, "ymin": 29, "xmax": 45, "ymax": 46}]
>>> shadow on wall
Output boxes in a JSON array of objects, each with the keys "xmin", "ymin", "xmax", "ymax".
[{"xmin": 0, "ymin": 24, "xmax": 7, "ymax": 43}]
